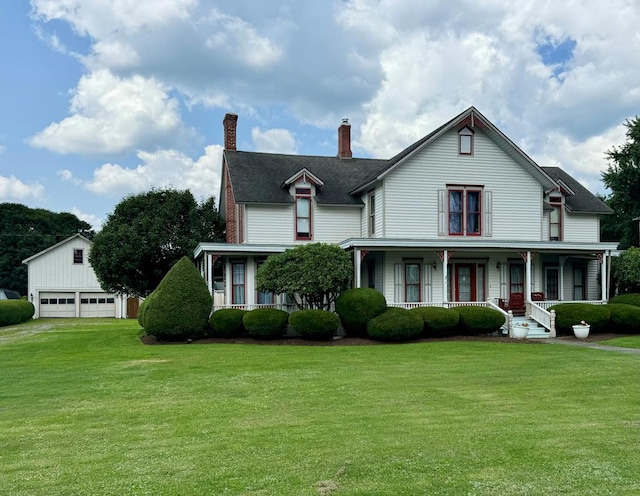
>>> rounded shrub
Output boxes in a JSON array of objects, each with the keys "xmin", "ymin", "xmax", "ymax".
[
  {"xmin": 456, "ymin": 306, "xmax": 506, "ymax": 335},
  {"xmin": 142, "ymin": 256, "xmax": 212, "ymax": 340},
  {"xmin": 137, "ymin": 291, "xmax": 155, "ymax": 328},
  {"xmin": 609, "ymin": 293, "xmax": 640, "ymax": 307},
  {"xmin": 243, "ymin": 308, "xmax": 289, "ymax": 340},
  {"xmin": 0, "ymin": 300, "xmax": 34, "ymax": 326},
  {"xmin": 210, "ymin": 308, "xmax": 247, "ymax": 338},
  {"xmin": 604, "ymin": 303, "xmax": 640, "ymax": 334},
  {"xmin": 367, "ymin": 307, "xmax": 424, "ymax": 342},
  {"xmin": 335, "ymin": 288, "xmax": 387, "ymax": 337},
  {"xmin": 547, "ymin": 303, "xmax": 610, "ymax": 335},
  {"xmin": 409, "ymin": 306, "xmax": 460, "ymax": 337},
  {"xmin": 289, "ymin": 309, "xmax": 340, "ymax": 341}
]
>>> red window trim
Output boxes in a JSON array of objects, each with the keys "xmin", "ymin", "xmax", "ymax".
[
  {"xmin": 295, "ymin": 193, "xmax": 312, "ymax": 241},
  {"xmin": 549, "ymin": 200, "xmax": 562, "ymax": 241},
  {"xmin": 448, "ymin": 188, "xmax": 482, "ymax": 236}
]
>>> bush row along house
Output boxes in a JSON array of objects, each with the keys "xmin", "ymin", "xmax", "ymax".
[{"xmin": 194, "ymin": 107, "xmax": 618, "ymax": 333}]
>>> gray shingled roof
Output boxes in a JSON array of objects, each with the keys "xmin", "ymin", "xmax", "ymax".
[
  {"xmin": 225, "ymin": 150, "xmax": 388, "ymax": 205},
  {"xmin": 541, "ymin": 167, "xmax": 613, "ymax": 214}
]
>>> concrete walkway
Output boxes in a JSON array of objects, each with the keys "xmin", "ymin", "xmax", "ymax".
[{"xmin": 543, "ymin": 338, "xmax": 640, "ymax": 355}]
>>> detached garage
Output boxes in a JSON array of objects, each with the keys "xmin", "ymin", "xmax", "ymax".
[{"xmin": 23, "ymin": 234, "xmax": 129, "ymax": 319}]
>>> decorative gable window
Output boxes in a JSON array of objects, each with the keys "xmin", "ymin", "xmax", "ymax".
[
  {"xmin": 549, "ymin": 196, "xmax": 562, "ymax": 241},
  {"xmin": 73, "ymin": 249, "xmax": 83, "ymax": 264},
  {"xmin": 448, "ymin": 187, "xmax": 482, "ymax": 236},
  {"xmin": 458, "ymin": 127, "xmax": 474, "ymax": 155},
  {"xmin": 295, "ymin": 187, "xmax": 312, "ymax": 240}
]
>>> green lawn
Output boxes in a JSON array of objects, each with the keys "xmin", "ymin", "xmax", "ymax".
[
  {"xmin": 601, "ymin": 335, "xmax": 640, "ymax": 349},
  {"xmin": 1, "ymin": 319, "xmax": 639, "ymax": 495}
]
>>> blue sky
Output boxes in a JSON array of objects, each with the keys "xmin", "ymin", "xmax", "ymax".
[{"xmin": 2, "ymin": 1, "xmax": 640, "ymax": 230}]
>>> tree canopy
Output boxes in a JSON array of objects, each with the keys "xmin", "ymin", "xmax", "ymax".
[
  {"xmin": 255, "ymin": 243, "xmax": 352, "ymax": 310},
  {"xmin": 89, "ymin": 189, "xmax": 224, "ymax": 297},
  {"xmin": 0, "ymin": 203, "xmax": 94, "ymax": 296},
  {"xmin": 611, "ymin": 247, "xmax": 640, "ymax": 294},
  {"xmin": 601, "ymin": 117, "xmax": 640, "ymax": 249}
]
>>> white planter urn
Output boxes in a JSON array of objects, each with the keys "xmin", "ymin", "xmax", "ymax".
[
  {"xmin": 572, "ymin": 324, "xmax": 590, "ymax": 339},
  {"xmin": 512, "ymin": 324, "xmax": 529, "ymax": 339}
]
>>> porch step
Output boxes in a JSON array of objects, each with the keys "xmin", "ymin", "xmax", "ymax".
[{"xmin": 512, "ymin": 317, "xmax": 551, "ymax": 339}]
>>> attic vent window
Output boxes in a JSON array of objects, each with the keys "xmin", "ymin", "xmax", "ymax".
[{"xmin": 459, "ymin": 127, "xmax": 474, "ymax": 155}]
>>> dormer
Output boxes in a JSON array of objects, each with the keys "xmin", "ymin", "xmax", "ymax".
[{"xmin": 282, "ymin": 168, "xmax": 324, "ymax": 241}]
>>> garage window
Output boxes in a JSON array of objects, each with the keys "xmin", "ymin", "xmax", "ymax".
[{"xmin": 73, "ymin": 249, "xmax": 84, "ymax": 264}]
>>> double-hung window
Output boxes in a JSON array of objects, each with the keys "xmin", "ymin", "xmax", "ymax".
[
  {"xmin": 449, "ymin": 187, "xmax": 482, "ymax": 236},
  {"xmin": 549, "ymin": 196, "xmax": 562, "ymax": 241},
  {"xmin": 256, "ymin": 260, "xmax": 274, "ymax": 305},
  {"xmin": 405, "ymin": 262, "xmax": 421, "ymax": 303},
  {"xmin": 231, "ymin": 261, "xmax": 246, "ymax": 305},
  {"xmin": 295, "ymin": 187, "xmax": 312, "ymax": 240}
]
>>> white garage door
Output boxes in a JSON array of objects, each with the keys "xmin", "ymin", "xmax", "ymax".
[
  {"xmin": 80, "ymin": 293, "xmax": 116, "ymax": 317},
  {"xmin": 39, "ymin": 292, "xmax": 76, "ymax": 318}
]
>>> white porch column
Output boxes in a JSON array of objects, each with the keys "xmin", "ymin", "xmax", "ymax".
[
  {"xmin": 525, "ymin": 251, "xmax": 532, "ymax": 302},
  {"xmin": 354, "ymin": 249, "xmax": 361, "ymax": 288},
  {"xmin": 558, "ymin": 256, "xmax": 567, "ymax": 301},
  {"xmin": 601, "ymin": 252, "xmax": 608, "ymax": 302},
  {"xmin": 207, "ymin": 253, "xmax": 213, "ymax": 295},
  {"xmin": 442, "ymin": 250, "xmax": 448, "ymax": 303}
]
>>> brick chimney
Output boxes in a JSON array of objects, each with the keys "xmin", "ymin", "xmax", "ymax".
[
  {"xmin": 338, "ymin": 118, "xmax": 352, "ymax": 159},
  {"xmin": 223, "ymin": 113, "xmax": 238, "ymax": 151}
]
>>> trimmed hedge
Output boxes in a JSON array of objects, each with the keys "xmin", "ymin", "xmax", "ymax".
[
  {"xmin": 243, "ymin": 308, "xmax": 289, "ymax": 340},
  {"xmin": 335, "ymin": 288, "xmax": 387, "ymax": 337},
  {"xmin": 604, "ymin": 304, "xmax": 640, "ymax": 334},
  {"xmin": 0, "ymin": 300, "xmax": 35, "ymax": 327},
  {"xmin": 409, "ymin": 306, "xmax": 460, "ymax": 337},
  {"xmin": 548, "ymin": 303, "xmax": 611, "ymax": 335},
  {"xmin": 609, "ymin": 293, "xmax": 640, "ymax": 308},
  {"xmin": 456, "ymin": 306, "xmax": 505, "ymax": 335},
  {"xmin": 289, "ymin": 310, "xmax": 340, "ymax": 341},
  {"xmin": 142, "ymin": 257, "xmax": 212, "ymax": 340},
  {"xmin": 210, "ymin": 308, "xmax": 247, "ymax": 338},
  {"xmin": 367, "ymin": 307, "xmax": 424, "ymax": 342},
  {"xmin": 137, "ymin": 291, "xmax": 155, "ymax": 328}
]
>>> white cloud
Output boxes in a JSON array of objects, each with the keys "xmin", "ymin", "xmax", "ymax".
[
  {"xmin": 28, "ymin": 69, "xmax": 187, "ymax": 155},
  {"xmin": 77, "ymin": 145, "xmax": 223, "ymax": 200},
  {"xmin": 0, "ymin": 145, "xmax": 5, "ymax": 154},
  {"xmin": 31, "ymin": 0, "xmax": 197, "ymax": 38},
  {"xmin": 251, "ymin": 127, "xmax": 296, "ymax": 154},
  {"xmin": 70, "ymin": 207, "xmax": 103, "ymax": 231},
  {"xmin": 204, "ymin": 9, "xmax": 282, "ymax": 69},
  {"xmin": 0, "ymin": 175, "xmax": 45, "ymax": 201}
]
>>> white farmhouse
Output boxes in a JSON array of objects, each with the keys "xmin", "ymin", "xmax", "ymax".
[{"xmin": 194, "ymin": 107, "xmax": 618, "ymax": 336}]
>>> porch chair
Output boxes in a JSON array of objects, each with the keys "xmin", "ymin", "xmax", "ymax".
[{"xmin": 498, "ymin": 292, "xmax": 526, "ymax": 316}]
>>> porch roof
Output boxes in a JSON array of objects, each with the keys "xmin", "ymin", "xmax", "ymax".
[
  {"xmin": 194, "ymin": 242, "xmax": 295, "ymax": 258},
  {"xmin": 339, "ymin": 238, "xmax": 619, "ymax": 254}
]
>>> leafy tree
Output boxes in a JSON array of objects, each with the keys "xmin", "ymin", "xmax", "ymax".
[
  {"xmin": 0, "ymin": 203, "xmax": 93, "ymax": 296},
  {"xmin": 255, "ymin": 243, "xmax": 352, "ymax": 310},
  {"xmin": 601, "ymin": 117, "xmax": 640, "ymax": 249},
  {"xmin": 611, "ymin": 247, "xmax": 640, "ymax": 294},
  {"xmin": 89, "ymin": 189, "xmax": 224, "ymax": 297}
]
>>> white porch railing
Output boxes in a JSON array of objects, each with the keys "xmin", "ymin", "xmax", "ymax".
[
  {"xmin": 535, "ymin": 300, "xmax": 607, "ymax": 310},
  {"xmin": 526, "ymin": 302, "xmax": 556, "ymax": 337}
]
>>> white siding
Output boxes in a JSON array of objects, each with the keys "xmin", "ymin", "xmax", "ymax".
[
  {"xmin": 245, "ymin": 205, "xmax": 292, "ymax": 243},
  {"xmin": 563, "ymin": 213, "xmax": 600, "ymax": 243},
  {"xmin": 314, "ymin": 206, "xmax": 362, "ymax": 242},
  {"xmin": 245, "ymin": 203, "xmax": 361, "ymax": 244},
  {"xmin": 383, "ymin": 129, "xmax": 543, "ymax": 240}
]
